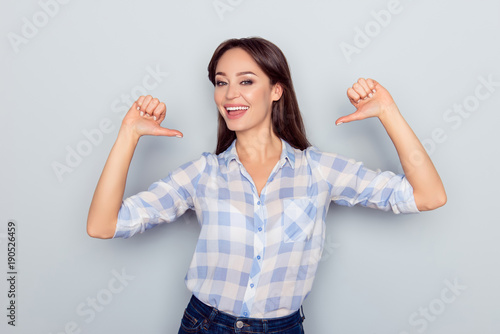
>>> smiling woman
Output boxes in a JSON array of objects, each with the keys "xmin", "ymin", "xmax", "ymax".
[
  {"xmin": 86, "ymin": 37, "xmax": 446, "ymax": 334},
  {"xmin": 214, "ymin": 48, "xmax": 281, "ymax": 132},
  {"xmin": 208, "ymin": 38, "xmax": 311, "ymax": 156}
]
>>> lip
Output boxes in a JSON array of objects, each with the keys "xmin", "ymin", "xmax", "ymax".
[{"xmin": 223, "ymin": 104, "xmax": 249, "ymax": 120}]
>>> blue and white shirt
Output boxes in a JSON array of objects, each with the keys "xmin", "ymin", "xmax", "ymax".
[{"xmin": 113, "ymin": 139, "xmax": 419, "ymax": 318}]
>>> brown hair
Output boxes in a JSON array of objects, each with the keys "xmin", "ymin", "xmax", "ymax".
[{"xmin": 208, "ymin": 37, "xmax": 311, "ymax": 154}]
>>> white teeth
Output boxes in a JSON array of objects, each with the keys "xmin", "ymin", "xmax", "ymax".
[{"xmin": 226, "ymin": 106, "xmax": 249, "ymax": 111}]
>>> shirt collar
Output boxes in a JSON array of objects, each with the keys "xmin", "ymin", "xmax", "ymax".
[{"xmin": 222, "ymin": 138, "xmax": 296, "ymax": 169}]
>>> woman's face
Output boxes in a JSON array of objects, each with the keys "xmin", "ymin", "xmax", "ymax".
[{"xmin": 214, "ymin": 48, "xmax": 282, "ymax": 135}]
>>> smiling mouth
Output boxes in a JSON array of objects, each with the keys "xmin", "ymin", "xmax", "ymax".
[
  {"xmin": 225, "ymin": 106, "xmax": 249, "ymax": 112},
  {"xmin": 224, "ymin": 106, "xmax": 249, "ymax": 119}
]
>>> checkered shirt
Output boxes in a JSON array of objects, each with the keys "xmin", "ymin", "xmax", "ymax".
[{"xmin": 113, "ymin": 139, "xmax": 419, "ymax": 318}]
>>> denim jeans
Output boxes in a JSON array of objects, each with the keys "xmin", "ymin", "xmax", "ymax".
[{"xmin": 178, "ymin": 295, "xmax": 305, "ymax": 334}]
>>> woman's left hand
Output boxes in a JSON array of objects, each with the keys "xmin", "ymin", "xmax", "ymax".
[
  {"xmin": 335, "ymin": 78, "xmax": 397, "ymax": 125},
  {"xmin": 335, "ymin": 78, "xmax": 447, "ymax": 211}
]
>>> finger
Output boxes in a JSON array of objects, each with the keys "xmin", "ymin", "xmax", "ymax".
[
  {"xmin": 141, "ymin": 95, "xmax": 153, "ymax": 113},
  {"xmin": 366, "ymin": 78, "xmax": 376, "ymax": 93},
  {"xmin": 352, "ymin": 82, "xmax": 368, "ymax": 99},
  {"xmin": 152, "ymin": 126, "xmax": 183, "ymax": 138},
  {"xmin": 136, "ymin": 96, "xmax": 146, "ymax": 109},
  {"xmin": 141, "ymin": 111, "xmax": 154, "ymax": 118},
  {"xmin": 153, "ymin": 102, "xmax": 166, "ymax": 122},
  {"xmin": 347, "ymin": 87, "xmax": 361, "ymax": 104},
  {"xmin": 145, "ymin": 97, "xmax": 160, "ymax": 115},
  {"xmin": 128, "ymin": 101, "xmax": 139, "ymax": 115},
  {"xmin": 357, "ymin": 78, "xmax": 372, "ymax": 98}
]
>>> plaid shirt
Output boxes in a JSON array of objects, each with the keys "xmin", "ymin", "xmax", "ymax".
[{"xmin": 114, "ymin": 139, "xmax": 418, "ymax": 318}]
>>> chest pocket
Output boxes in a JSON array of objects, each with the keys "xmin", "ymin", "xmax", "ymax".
[{"xmin": 282, "ymin": 198, "xmax": 317, "ymax": 243}]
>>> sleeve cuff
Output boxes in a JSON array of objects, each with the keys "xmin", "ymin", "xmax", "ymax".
[{"xmin": 392, "ymin": 176, "xmax": 420, "ymax": 214}]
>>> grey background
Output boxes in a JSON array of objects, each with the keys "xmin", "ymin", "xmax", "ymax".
[{"xmin": 1, "ymin": 0, "xmax": 499, "ymax": 333}]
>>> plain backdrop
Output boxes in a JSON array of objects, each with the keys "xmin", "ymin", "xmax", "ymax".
[{"xmin": 1, "ymin": 0, "xmax": 499, "ymax": 333}]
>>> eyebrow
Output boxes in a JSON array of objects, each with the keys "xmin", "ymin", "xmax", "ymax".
[{"xmin": 215, "ymin": 71, "xmax": 257, "ymax": 77}]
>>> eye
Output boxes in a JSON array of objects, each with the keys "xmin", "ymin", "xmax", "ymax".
[
  {"xmin": 241, "ymin": 80, "xmax": 253, "ymax": 85},
  {"xmin": 216, "ymin": 80, "xmax": 227, "ymax": 86}
]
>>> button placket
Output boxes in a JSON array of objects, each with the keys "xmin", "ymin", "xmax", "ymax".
[
  {"xmin": 240, "ymin": 193, "xmax": 266, "ymax": 317},
  {"xmin": 254, "ymin": 197, "xmax": 265, "ymax": 267}
]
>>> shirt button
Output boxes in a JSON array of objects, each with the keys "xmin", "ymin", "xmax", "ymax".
[
  {"xmin": 250, "ymin": 283, "xmax": 254, "ymax": 288},
  {"xmin": 257, "ymin": 201, "xmax": 261, "ymax": 205},
  {"xmin": 236, "ymin": 320, "xmax": 244, "ymax": 328},
  {"xmin": 257, "ymin": 255, "xmax": 261, "ymax": 260},
  {"xmin": 258, "ymin": 227, "xmax": 262, "ymax": 232}
]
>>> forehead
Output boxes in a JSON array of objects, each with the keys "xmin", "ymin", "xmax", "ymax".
[{"xmin": 215, "ymin": 48, "xmax": 263, "ymax": 75}]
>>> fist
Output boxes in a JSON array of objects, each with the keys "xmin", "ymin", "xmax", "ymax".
[
  {"xmin": 336, "ymin": 78, "xmax": 397, "ymax": 125},
  {"xmin": 121, "ymin": 95, "xmax": 183, "ymax": 138},
  {"xmin": 137, "ymin": 95, "xmax": 167, "ymax": 122}
]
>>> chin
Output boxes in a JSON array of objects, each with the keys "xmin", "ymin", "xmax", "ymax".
[
  {"xmin": 225, "ymin": 124, "xmax": 245, "ymax": 133},
  {"xmin": 221, "ymin": 118, "xmax": 242, "ymax": 132}
]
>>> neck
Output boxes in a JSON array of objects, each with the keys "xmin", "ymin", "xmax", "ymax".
[{"xmin": 235, "ymin": 128, "xmax": 282, "ymax": 163}]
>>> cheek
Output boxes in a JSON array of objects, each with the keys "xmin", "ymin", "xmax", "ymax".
[
  {"xmin": 214, "ymin": 86, "xmax": 227, "ymax": 101},
  {"xmin": 217, "ymin": 106, "xmax": 226, "ymax": 117},
  {"xmin": 241, "ymin": 89, "xmax": 262, "ymax": 107},
  {"xmin": 213, "ymin": 91, "xmax": 225, "ymax": 116},
  {"xmin": 248, "ymin": 90, "xmax": 271, "ymax": 110}
]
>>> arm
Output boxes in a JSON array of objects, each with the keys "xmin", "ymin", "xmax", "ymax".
[
  {"xmin": 335, "ymin": 78, "xmax": 446, "ymax": 211},
  {"xmin": 86, "ymin": 95, "xmax": 183, "ymax": 239}
]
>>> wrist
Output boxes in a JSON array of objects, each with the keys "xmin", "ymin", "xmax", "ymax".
[
  {"xmin": 117, "ymin": 125, "xmax": 140, "ymax": 146},
  {"xmin": 378, "ymin": 103, "xmax": 400, "ymax": 124}
]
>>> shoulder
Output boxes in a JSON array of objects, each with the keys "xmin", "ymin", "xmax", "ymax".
[
  {"xmin": 280, "ymin": 141, "xmax": 327, "ymax": 167},
  {"xmin": 182, "ymin": 151, "xmax": 221, "ymax": 170},
  {"xmin": 293, "ymin": 144, "xmax": 344, "ymax": 166},
  {"xmin": 158, "ymin": 152, "xmax": 219, "ymax": 190},
  {"xmin": 295, "ymin": 145, "xmax": 363, "ymax": 176},
  {"xmin": 166, "ymin": 152, "xmax": 217, "ymax": 180}
]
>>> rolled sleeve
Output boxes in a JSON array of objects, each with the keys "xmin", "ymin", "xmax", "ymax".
[
  {"xmin": 113, "ymin": 154, "xmax": 208, "ymax": 239},
  {"xmin": 308, "ymin": 147, "xmax": 419, "ymax": 214},
  {"xmin": 387, "ymin": 174, "xmax": 419, "ymax": 214}
]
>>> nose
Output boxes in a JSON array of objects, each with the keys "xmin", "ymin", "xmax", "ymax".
[{"xmin": 225, "ymin": 82, "xmax": 240, "ymax": 100}]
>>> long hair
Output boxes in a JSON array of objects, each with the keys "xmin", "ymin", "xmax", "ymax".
[{"xmin": 207, "ymin": 37, "xmax": 311, "ymax": 154}]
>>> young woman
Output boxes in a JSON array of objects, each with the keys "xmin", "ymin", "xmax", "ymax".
[{"xmin": 87, "ymin": 37, "xmax": 446, "ymax": 334}]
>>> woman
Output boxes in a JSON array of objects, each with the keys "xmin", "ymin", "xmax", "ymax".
[{"xmin": 87, "ymin": 37, "xmax": 446, "ymax": 333}]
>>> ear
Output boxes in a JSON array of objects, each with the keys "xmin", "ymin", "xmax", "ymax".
[{"xmin": 271, "ymin": 83, "xmax": 283, "ymax": 102}]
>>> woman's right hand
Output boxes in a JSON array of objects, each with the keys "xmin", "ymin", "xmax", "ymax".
[
  {"xmin": 87, "ymin": 95, "xmax": 183, "ymax": 239},
  {"xmin": 121, "ymin": 95, "xmax": 183, "ymax": 139}
]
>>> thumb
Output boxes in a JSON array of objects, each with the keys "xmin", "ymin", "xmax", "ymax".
[
  {"xmin": 152, "ymin": 126, "xmax": 183, "ymax": 138},
  {"xmin": 335, "ymin": 112, "xmax": 362, "ymax": 126}
]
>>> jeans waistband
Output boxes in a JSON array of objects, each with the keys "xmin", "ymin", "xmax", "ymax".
[{"xmin": 187, "ymin": 295, "xmax": 305, "ymax": 333}]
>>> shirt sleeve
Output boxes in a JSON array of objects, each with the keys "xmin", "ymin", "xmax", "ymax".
[
  {"xmin": 308, "ymin": 147, "xmax": 419, "ymax": 214},
  {"xmin": 112, "ymin": 153, "xmax": 209, "ymax": 239}
]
